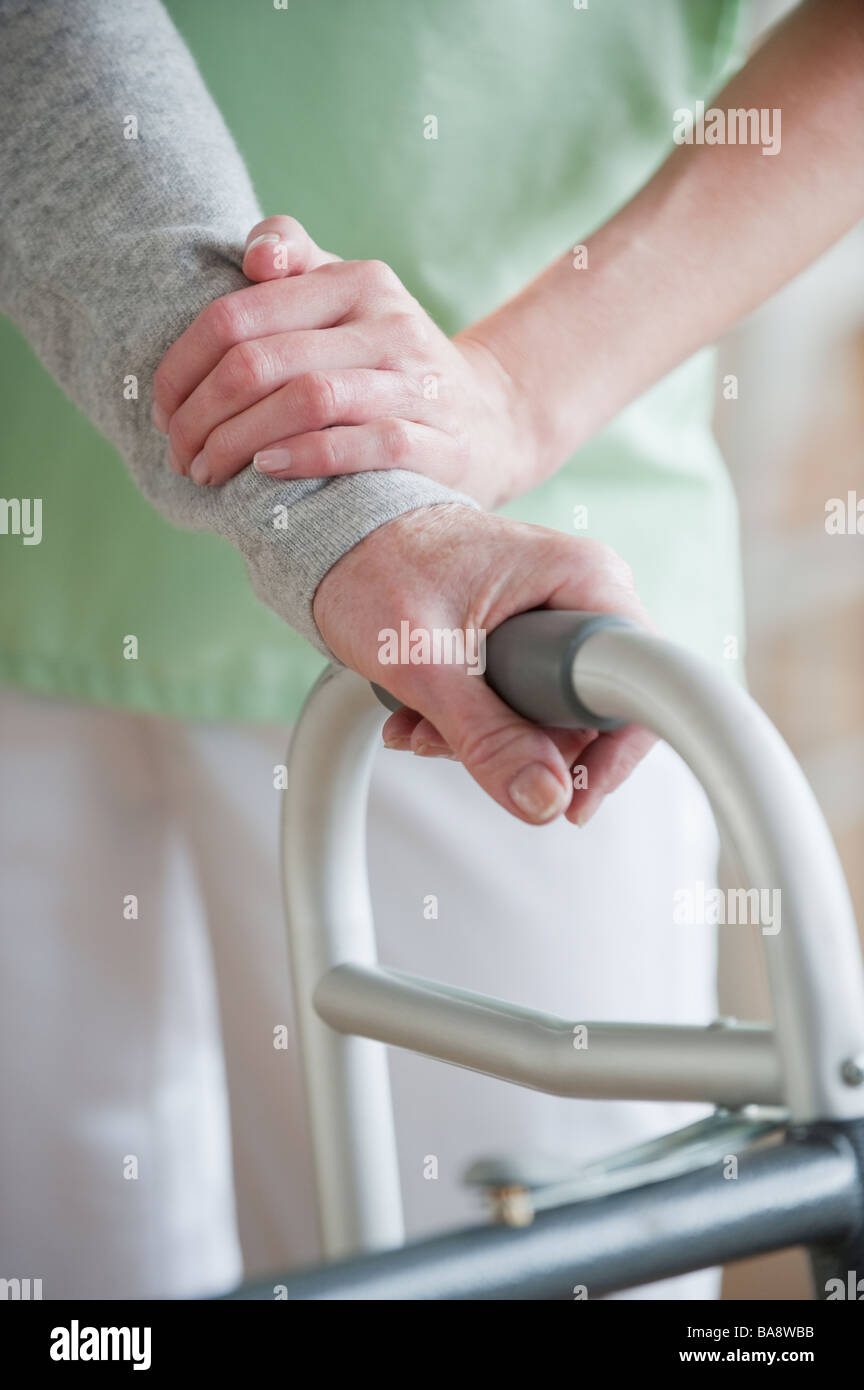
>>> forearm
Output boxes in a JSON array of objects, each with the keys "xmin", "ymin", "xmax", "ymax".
[
  {"xmin": 464, "ymin": 0, "xmax": 864, "ymax": 483},
  {"xmin": 0, "ymin": 0, "xmax": 473, "ymax": 653}
]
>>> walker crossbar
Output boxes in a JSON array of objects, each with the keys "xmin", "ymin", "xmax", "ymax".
[
  {"xmin": 280, "ymin": 611, "xmax": 864, "ymax": 1270},
  {"xmin": 232, "ymin": 1125, "xmax": 864, "ymax": 1300},
  {"xmin": 315, "ymin": 964, "xmax": 782, "ymax": 1108}
]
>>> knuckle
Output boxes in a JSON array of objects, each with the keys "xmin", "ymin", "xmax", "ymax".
[
  {"xmin": 200, "ymin": 429, "xmax": 226, "ymax": 472},
  {"xmin": 201, "ymin": 417, "xmax": 241, "ymax": 472},
  {"xmin": 458, "ymin": 722, "xmax": 528, "ymax": 775},
  {"xmin": 152, "ymin": 361, "xmax": 181, "ymax": 413},
  {"xmin": 379, "ymin": 418, "xmax": 414, "ymax": 465},
  {"xmin": 220, "ymin": 339, "xmax": 271, "ymax": 396},
  {"xmin": 275, "ymin": 214, "xmax": 304, "ymax": 241},
  {"xmin": 376, "ymin": 318, "xmax": 409, "ymax": 370},
  {"xmin": 298, "ymin": 371, "xmax": 337, "ymax": 427},
  {"xmin": 361, "ymin": 258, "xmax": 401, "ymax": 294},
  {"xmin": 201, "ymin": 424, "xmax": 234, "ymax": 473},
  {"xmin": 586, "ymin": 539, "xmax": 635, "ymax": 590},
  {"xmin": 202, "ymin": 294, "xmax": 248, "ymax": 349},
  {"xmin": 380, "ymin": 309, "xmax": 428, "ymax": 363},
  {"xmin": 315, "ymin": 258, "xmax": 345, "ymax": 283},
  {"xmin": 167, "ymin": 412, "xmax": 196, "ymax": 461},
  {"xmin": 377, "ymin": 304, "xmax": 436, "ymax": 369},
  {"xmin": 604, "ymin": 553, "xmax": 636, "ymax": 591},
  {"xmin": 312, "ymin": 428, "xmax": 340, "ymax": 474}
]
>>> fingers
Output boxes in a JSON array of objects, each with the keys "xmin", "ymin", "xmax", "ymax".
[
  {"xmin": 381, "ymin": 706, "xmax": 424, "ymax": 748},
  {"xmin": 183, "ymin": 372, "xmax": 435, "ymax": 486},
  {"xmin": 153, "ymin": 260, "xmax": 389, "ymax": 425},
  {"xmin": 252, "ymin": 418, "xmax": 453, "ymax": 485},
  {"xmin": 396, "ymin": 672, "xmax": 651, "ymax": 830},
  {"xmin": 241, "ymin": 215, "xmax": 339, "ymax": 283},
  {"xmin": 391, "ymin": 715, "xmax": 458, "ymax": 759},
  {"xmin": 405, "ymin": 669, "xmax": 576, "ymax": 827},
  {"xmin": 166, "ymin": 324, "xmax": 394, "ymax": 473},
  {"xmin": 408, "ymin": 720, "xmax": 600, "ymax": 779},
  {"xmin": 383, "ymin": 708, "xmax": 602, "ymax": 802},
  {"xmin": 565, "ymin": 725, "xmax": 657, "ymax": 826}
]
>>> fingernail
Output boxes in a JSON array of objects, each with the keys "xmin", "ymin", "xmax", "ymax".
[
  {"xmin": 414, "ymin": 742, "xmax": 456, "ymax": 760},
  {"xmin": 254, "ymin": 449, "xmax": 292, "ymax": 474},
  {"xmin": 189, "ymin": 453, "xmax": 210, "ymax": 485},
  {"xmin": 383, "ymin": 737, "xmax": 411, "ymax": 751},
  {"xmin": 508, "ymin": 764, "xmax": 568, "ymax": 823},
  {"xmin": 246, "ymin": 233, "xmax": 282, "ymax": 253},
  {"xmin": 151, "ymin": 402, "xmax": 169, "ymax": 433}
]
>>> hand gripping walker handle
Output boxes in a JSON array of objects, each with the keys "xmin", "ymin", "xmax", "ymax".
[{"xmin": 371, "ymin": 610, "xmax": 634, "ymax": 731}]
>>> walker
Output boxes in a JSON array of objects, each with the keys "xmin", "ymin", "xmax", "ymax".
[{"xmin": 237, "ymin": 612, "xmax": 864, "ymax": 1299}]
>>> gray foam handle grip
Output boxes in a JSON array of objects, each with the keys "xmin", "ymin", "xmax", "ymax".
[{"xmin": 371, "ymin": 610, "xmax": 635, "ymax": 730}]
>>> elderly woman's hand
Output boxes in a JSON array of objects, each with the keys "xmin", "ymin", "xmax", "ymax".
[{"xmin": 312, "ymin": 504, "xmax": 657, "ymax": 828}]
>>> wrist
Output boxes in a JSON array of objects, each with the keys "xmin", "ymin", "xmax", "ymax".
[
  {"xmin": 456, "ymin": 284, "xmax": 594, "ymax": 488},
  {"xmin": 459, "ymin": 231, "xmax": 657, "ymax": 483},
  {"xmin": 448, "ymin": 328, "xmax": 541, "ymax": 506},
  {"xmin": 312, "ymin": 503, "xmax": 480, "ymax": 663}
]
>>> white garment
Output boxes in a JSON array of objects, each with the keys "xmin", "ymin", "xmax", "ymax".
[{"xmin": 0, "ymin": 685, "xmax": 721, "ymax": 1300}]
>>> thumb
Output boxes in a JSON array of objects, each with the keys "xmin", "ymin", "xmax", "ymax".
[
  {"xmin": 242, "ymin": 215, "xmax": 340, "ymax": 281},
  {"xmin": 416, "ymin": 669, "xmax": 574, "ymax": 826}
]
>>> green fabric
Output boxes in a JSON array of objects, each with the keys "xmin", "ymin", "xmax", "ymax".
[{"xmin": 0, "ymin": 0, "xmax": 747, "ymax": 723}]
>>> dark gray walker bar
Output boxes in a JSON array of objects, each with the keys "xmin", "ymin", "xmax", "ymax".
[{"xmin": 228, "ymin": 1125, "xmax": 864, "ymax": 1300}]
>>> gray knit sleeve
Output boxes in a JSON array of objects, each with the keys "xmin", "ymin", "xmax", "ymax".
[{"xmin": 0, "ymin": 0, "xmax": 478, "ymax": 654}]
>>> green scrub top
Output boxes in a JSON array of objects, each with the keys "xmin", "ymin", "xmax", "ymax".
[{"xmin": 0, "ymin": 0, "xmax": 747, "ymax": 724}]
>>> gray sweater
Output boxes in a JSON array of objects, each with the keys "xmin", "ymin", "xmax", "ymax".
[{"xmin": 0, "ymin": 0, "xmax": 476, "ymax": 654}]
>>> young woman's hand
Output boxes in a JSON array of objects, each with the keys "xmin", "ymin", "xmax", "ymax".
[
  {"xmin": 152, "ymin": 216, "xmax": 537, "ymax": 510},
  {"xmin": 312, "ymin": 504, "xmax": 657, "ymax": 829}
]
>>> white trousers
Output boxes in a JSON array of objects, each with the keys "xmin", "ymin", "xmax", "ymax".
[{"xmin": 0, "ymin": 686, "xmax": 721, "ymax": 1300}]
